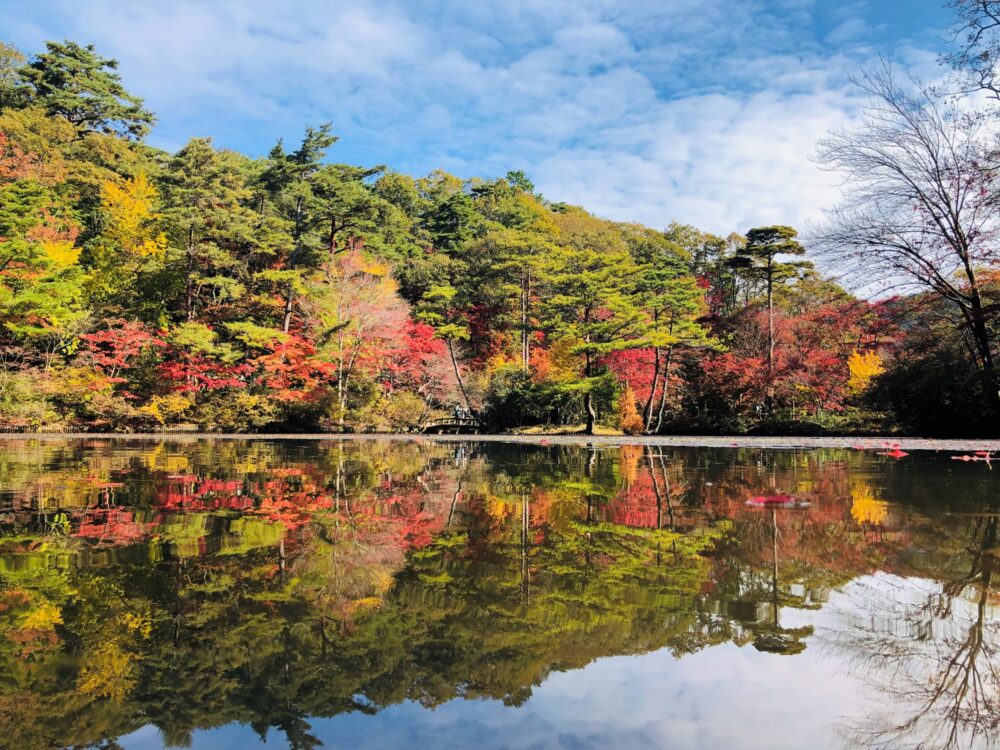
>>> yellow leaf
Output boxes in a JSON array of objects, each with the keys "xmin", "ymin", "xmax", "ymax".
[
  {"xmin": 41, "ymin": 240, "xmax": 80, "ymax": 267},
  {"xmin": 100, "ymin": 173, "xmax": 165, "ymax": 257},
  {"xmin": 847, "ymin": 350, "xmax": 884, "ymax": 393}
]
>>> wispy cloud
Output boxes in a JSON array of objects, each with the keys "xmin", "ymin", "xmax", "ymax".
[{"xmin": 1, "ymin": 0, "xmax": 950, "ymax": 234}]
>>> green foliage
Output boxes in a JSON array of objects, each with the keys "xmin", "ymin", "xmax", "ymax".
[
  {"xmin": 0, "ymin": 371, "xmax": 59, "ymax": 430},
  {"xmin": 13, "ymin": 40, "xmax": 154, "ymax": 138},
  {"xmin": 0, "ymin": 42, "xmax": 26, "ymax": 110},
  {"xmin": 727, "ymin": 225, "xmax": 810, "ymax": 286}
]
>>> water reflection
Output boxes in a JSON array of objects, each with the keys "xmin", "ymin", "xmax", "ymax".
[{"xmin": 0, "ymin": 438, "xmax": 996, "ymax": 749}]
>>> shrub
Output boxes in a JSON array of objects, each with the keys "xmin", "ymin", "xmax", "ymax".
[
  {"xmin": 351, "ymin": 390, "xmax": 428, "ymax": 432},
  {"xmin": 193, "ymin": 390, "xmax": 279, "ymax": 432},
  {"xmin": 0, "ymin": 371, "xmax": 60, "ymax": 431},
  {"xmin": 138, "ymin": 393, "xmax": 193, "ymax": 426}
]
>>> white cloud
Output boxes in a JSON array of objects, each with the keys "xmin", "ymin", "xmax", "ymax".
[
  {"xmin": 1, "ymin": 0, "xmax": 946, "ymax": 235},
  {"xmin": 825, "ymin": 18, "xmax": 870, "ymax": 45}
]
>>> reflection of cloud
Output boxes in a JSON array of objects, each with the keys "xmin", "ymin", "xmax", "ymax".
[
  {"xmin": 161, "ymin": 643, "xmax": 870, "ymax": 750},
  {"xmin": 2, "ymin": 0, "xmax": 947, "ymax": 234},
  {"xmin": 818, "ymin": 570, "xmax": 1000, "ymax": 750}
]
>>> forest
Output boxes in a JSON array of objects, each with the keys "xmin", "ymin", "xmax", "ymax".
[{"xmin": 1, "ymin": 11, "xmax": 999, "ymax": 436}]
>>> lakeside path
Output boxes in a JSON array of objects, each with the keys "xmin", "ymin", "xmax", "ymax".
[{"xmin": 2, "ymin": 433, "xmax": 1000, "ymax": 452}]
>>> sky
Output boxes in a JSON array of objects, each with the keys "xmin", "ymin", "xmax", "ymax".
[{"xmin": 1, "ymin": 0, "xmax": 954, "ymax": 235}]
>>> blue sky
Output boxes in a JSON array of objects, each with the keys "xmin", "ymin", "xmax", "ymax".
[{"xmin": 2, "ymin": 0, "xmax": 953, "ymax": 233}]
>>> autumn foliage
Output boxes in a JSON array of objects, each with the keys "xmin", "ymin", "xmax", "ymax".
[{"xmin": 0, "ymin": 37, "xmax": 993, "ymax": 435}]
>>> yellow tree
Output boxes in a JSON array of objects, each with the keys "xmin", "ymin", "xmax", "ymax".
[
  {"xmin": 89, "ymin": 172, "xmax": 167, "ymax": 309},
  {"xmin": 847, "ymin": 349, "xmax": 884, "ymax": 393}
]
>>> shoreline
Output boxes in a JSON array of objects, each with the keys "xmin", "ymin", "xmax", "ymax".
[{"xmin": 1, "ymin": 432, "xmax": 999, "ymax": 452}]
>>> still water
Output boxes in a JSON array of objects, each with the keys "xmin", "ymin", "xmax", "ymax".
[{"xmin": 0, "ymin": 438, "xmax": 997, "ymax": 750}]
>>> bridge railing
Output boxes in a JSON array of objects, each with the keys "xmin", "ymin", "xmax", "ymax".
[
  {"xmin": 420, "ymin": 416, "xmax": 483, "ymax": 432},
  {"xmin": 421, "ymin": 417, "xmax": 481, "ymax": 427}
]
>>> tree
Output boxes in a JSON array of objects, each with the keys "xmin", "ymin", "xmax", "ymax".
[
  {"xmin": 15, "ymin": 41, "xmax": 154, "ymax": 138},
  {"xmin": 79, "ymin": 319, "xmax": 164, "ymax": 381},
  {"xmin": 625, "ymin": 226, "xmax": 713, "ymax": 432},
  {"xmin": 847, "ymin": 349, "xmax": 884, "ymax": 393},
  {"xmin": 618, "ymin": 383, "xmax": 644, "ymax": 434},
  {"xmin": 0, "ymin": 42, "xmax": 26, "ymax": 111},
  {"xmin": 424, "ymin": 191, "xmax": 478, "ymax": 253},
  {"xmin": 464, "ymin": 221, "xmax": 555, "ymax": 369},
  {"xmin": 505, "ymin": 169, "xmax": 534, "ymax": 193},
  {"xmin": 257, "ymin": 125, "xmax": 337, "ymax": 333},
  {"xmin": 87, "ymin": 172, "xmax": 168, "ymax": 313},
  {"xmin": 943, "ymin": 0, "xmax": 1000, "ymax": 98},
  {"xmin": 538, "ymin": 219, "xmax": 645, "ymax": 434},
  {"xmin": 309, "ymin": 164, "xmax": 384, "ymax": 256},
  {"xmin": 160, "ymin": 138, "xmax": 255, "ymax": 323},
  {"xmin": 726, "ymin": 225, "xmax": 809, "ymax": 384},
  {"xmin": 814, "ymin": 64, "xmax": 1000, "ymax": 411},
  {"xmin": 0, "ymin": 174, "xmax": 86, "ymax": 366},
  {"xmin": 305, "ymin": 250, "xmax": 411, "ymax": 428},
  {"xmin": 417, "ymin": 284, "xmax": 477, "ymax": 418}
]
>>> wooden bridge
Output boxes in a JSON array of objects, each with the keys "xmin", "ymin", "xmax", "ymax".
[{"xmin": 420, "ymin": 417, "xmax": 483, "ymax": 435}]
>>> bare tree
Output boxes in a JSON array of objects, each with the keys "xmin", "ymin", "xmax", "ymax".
[
  {"xmin": 943, "ymin": 0, "xmax": 1000, "ymax": 99},
  {"xmin": 813, "ymin": 63, "xmax": 1000, "ymax": 408}
]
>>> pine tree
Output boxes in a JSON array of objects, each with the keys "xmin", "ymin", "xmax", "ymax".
[
  {"xmin": 15, "ymin": 40, "xmax": 154, "ymax": 138},
  {"xmin": 726, "ymin": 225, "xmax": 811, "ymax": 401},
  {"xmin": 538, "ymin": 221, "xmax": 644, "ymax": 434},
  {"xmin": 160, "ymin": 138, "xmax": 255, "ymax": 323},
  {"xmin": 627, "ymin": 228, "xmax": 714, "ymax": 432}
]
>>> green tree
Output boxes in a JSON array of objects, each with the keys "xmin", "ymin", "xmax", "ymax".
[
  {"xmin": 0, "ymin": 42, "xmax": 26, "ymax": 111},
  {"xmin": 15, "ymin": 41, "xmax": 154, "ymax": 139},
  {"xmin": 256, "ymin": 125, "xmax": 339, "ymax": 332},
  {"xmin": 417, "ymin": 284, "xmax": 475, "ymax": 417},
  {"xmin": 626, "ymin": 227, "xmax": 714, "ymax": 432},
  {"xmin": 538, "ymin": 218, "xmax": 645, "ymax": 434},
  {"xmin": 0, "ymin": 178, "xmax": 88, "ymax": 367},
  {"xmin": 309, "ymin": 163, "xmax": 385, "ymax": 255},
  {"xmin": 160, "ymin": 138, "xmax": 255, "ymax": 323},
  {"xmin": 505, "ymin": 169, "xmax": 535, "ymax": 193}
]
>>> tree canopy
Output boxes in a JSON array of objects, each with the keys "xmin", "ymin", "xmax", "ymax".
[{"xmin": 0, "ymin": 34, "xmax": 995, "ymax": 437}]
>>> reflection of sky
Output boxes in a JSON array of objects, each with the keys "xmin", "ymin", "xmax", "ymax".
[
  {"xmin": 120, "ymin": 617, "xmax": 871, "ymax": 750},
  {"xmin": 118, "ymin": 572, "xmax": 1000, "ymax": 750}
]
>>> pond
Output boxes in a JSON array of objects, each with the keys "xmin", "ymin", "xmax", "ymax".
[{"xmin": 0, "ymin": 437, "xmax": 997, "ymax": 750}]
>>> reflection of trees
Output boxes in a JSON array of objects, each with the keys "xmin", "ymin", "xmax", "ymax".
[
  {"xmin": 747, "ymin": 507, "xmax": 813, "ymax": 655},
  {"xmin": 1, "ymin": 441, "xmax": 998, "ymax": 748},
  {"xmin": 827, "ymin": 513, "xmax": 1000, "ymax": 750}
]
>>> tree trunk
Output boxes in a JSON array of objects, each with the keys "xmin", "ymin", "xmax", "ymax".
[
  {"xmin": 968, "ymin": 293, "xmax": 1000, "ymax": 410},
  {"xmin": 281, "ymin": 284, "xmax": 294, "ymax": 333},
  {"xmin": 521, "ymin": 270, "xmax": 531, "ymax": 369},
  {"xmin": 766, "ymin": 266, "xmax": 774, "ymax": 374},
  {"xmin": 643, "ymin": 345, "xmax": 661, "ymax": 432},
  {"xmin": 185, "ymin": 227, "xmax": 195, "ymax": 321},
  {"xmin": 653, "ymin": 345, "xmax": 675, "ymax": 434},
  {"xmin": 448, "ymin": 339, "xmax": 475, "ymax": 417},
  {"xmin": 583, "ymin": 393, "xmax": 596, "ymax": 435},
  {"xmin": 282, "ymin": 197, "xmax": 305, "ymax": 334},
  {"xmin": 583, "ymin": 350, "xmax": 595, "ymax": 435},
  {"xmin": 765, "ymin": 258, "xmax": 775, "ymax": 413}
]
